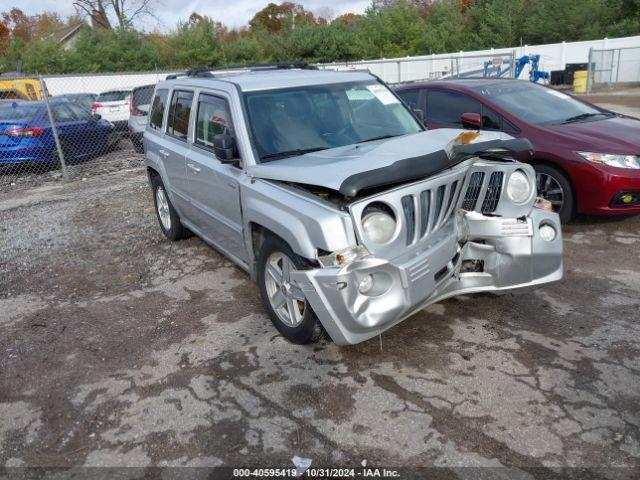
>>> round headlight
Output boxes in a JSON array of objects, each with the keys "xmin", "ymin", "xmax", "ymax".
[
  {"xmin": 362, "ymin": 210, "xmax": 396, "ymax": 244},
  {"xmin": 507, "ymin": 169, "xmax": 532, "ymax": 204}
]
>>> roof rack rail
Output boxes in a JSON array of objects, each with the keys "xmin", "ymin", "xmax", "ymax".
[{"xmin": 165, "ymin": 62, "xmax": 317, "ymax": 80}]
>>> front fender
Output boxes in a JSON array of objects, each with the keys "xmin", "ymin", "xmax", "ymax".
[{"xmin": 242, "ymin": 179, "xmax": 357, "ymax": 262}]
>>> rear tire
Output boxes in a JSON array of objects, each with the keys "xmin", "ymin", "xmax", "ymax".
[
  {"xmin": 151, "ymin": 175, "xmax": 190, "ymax": 241},
  {"xmin": 534, "ymin": 164, "xmax": 575, "ymax": 223},
  {"xmin": 257, "ymin": 236, "xmax": 324, "ymax": 344}
]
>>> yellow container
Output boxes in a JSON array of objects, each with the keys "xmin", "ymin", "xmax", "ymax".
[{"xmin": 573, "ymin": 70, "xmax": 588, "ymax": 94}]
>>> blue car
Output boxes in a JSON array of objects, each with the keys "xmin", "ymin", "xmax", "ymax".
[{"xmin": 0, "ymin": 100, "xmax": 116, "ymax": 166}]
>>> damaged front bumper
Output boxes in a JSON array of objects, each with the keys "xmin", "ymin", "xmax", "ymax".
[{"xmin": 292, "ymin": 207, "xmax": 563, "ymax": 345}]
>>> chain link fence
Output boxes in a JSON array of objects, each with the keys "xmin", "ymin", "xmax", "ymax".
[
  {"xmin": 0, "ymin": 72, "xmax": 156, "ymax": 190},
  {"xmin": 587, "ymin": 46, "xmax": 640, "ymax": 93}
]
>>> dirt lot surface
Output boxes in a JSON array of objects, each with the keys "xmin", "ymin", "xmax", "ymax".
[{"xmin": 1, "ymin": 164, "xmax": 640, "ymax": 478}]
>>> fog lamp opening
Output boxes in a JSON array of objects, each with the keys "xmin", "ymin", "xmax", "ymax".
[
  {"xmin": 356, "ymin": 271, "xmax": 392, "ymax": 297},
  {"xmin": 611, "ymin": 191, "xmax": 640, "ymax": 207}
]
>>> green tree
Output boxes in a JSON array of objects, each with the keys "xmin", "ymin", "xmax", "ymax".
[
  {"xmin": 165, "ymin": 14, "xmax": 224, "ymax": 68},
  {"xmin": 469, "ymin": 0, "xmax": 527, "ymax": 49}
]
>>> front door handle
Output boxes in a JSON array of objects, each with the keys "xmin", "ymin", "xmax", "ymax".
[
  {"xmin": 158, "ymin": 149, "xmax": 170, "ymax": 158},
  {"xmin": 187, "ymin": 163, "xmax": 201, "ymax": 173}
]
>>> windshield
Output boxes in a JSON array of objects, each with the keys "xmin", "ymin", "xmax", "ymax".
[
  {"xmin": 0, "ymin": 102, "xmax": 40, "ymax": 121},
  {"xmin": 471, "ymin": 82, "xmax": 609, "ymax": 125},
  {"xmin": 244, "ymin": 81, "xmax": 423, "ymax": 161}
]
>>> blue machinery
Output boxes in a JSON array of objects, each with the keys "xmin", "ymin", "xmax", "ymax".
[{"xmin": 483, "ymin": 54, "xmax": 550, "ymax": 82}]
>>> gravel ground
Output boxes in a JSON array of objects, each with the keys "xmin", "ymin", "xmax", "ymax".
[{"xmin": 0, "ymin": 99, "xmax": 639, "ymax": 478}]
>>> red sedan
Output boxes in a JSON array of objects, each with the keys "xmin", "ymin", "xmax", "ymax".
[{"xmin": 395, "ymin": 79, "xmax": 640, "ymax": 222}]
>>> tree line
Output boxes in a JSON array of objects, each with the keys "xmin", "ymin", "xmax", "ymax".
[{"xmin": 1, "ymin": 0, "xmax": 639, "ymax": 75}]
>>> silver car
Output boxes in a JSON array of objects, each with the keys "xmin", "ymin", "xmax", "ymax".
[
  {"xmin": 128, "ymin": 84, "xmax": 154, "ymax": 153},
  {"xmin": 144, "ymin": 65, "xmax": 563, "ymax": 346}
]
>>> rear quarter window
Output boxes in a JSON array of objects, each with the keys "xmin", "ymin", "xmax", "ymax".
[{"xmin": 149, "ymin": 89, "xmax": 168, "ymax": 130}]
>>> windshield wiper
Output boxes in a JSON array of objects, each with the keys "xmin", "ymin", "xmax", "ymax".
[
  {"xmin": 562, "ymin": 112, "xmax": 612, "ymax": 124},
  {"xmin": 261, "ymin": 146, "xmax": 328, "ymax": 160},
  {"xmin": 358, "ymin": 134, "xmax": 402, "ymax": 144}
]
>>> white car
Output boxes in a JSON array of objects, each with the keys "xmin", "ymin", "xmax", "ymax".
[{"xmin": 92, "ymin": 89, "xmax": 132, "ymax": 130}]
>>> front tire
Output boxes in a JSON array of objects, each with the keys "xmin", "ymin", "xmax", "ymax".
[
  {"xmin": 257, "ymin": 236, "xmax": 323, "ymax": 344},
  {"xmin": 534, "ymin": 164, "xmax": 575, "ymax": 223},
  {"xmin": 151, "ymin": 175, "xmax": 189, "ymax": 241}
]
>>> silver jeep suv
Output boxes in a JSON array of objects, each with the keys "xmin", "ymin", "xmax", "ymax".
[{"xmin": 144, "ymin": 64, "xmax": 563, "ymax": 345}]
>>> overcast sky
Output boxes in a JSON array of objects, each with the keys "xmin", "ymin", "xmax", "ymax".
[{"xmin": 16, "ymin": 0, "xmax": 371, "ymax": 30}]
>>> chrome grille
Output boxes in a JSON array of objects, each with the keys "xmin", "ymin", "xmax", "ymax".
[
  {"xmin": 400, "ymin": 179, "xmax": 463, "ymax": 247},
  {"xmin": 401, "ymin": 195, "xmax": 415, "ymax": 245},
  {"xmin": 481, "ymin": 171, "xmax": 504, "ymax": 214},
  {"xmin": 462, "ymin": 172, "xmax": 484, "ymax": 210}
]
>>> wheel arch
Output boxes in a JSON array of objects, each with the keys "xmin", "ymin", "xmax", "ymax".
[{"xmin": 247, "ymin": 222, "xmax": 318, "ymax": 280}]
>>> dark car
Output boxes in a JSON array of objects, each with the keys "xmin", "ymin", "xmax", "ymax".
[
  {"xmin": 395, "ymin": 79, "xmax": 640, "ymax": 222},
  {"xmin": 0, "ymin": 100, "xmax": 116, "ymax": 167},
  {"xmin": 53, "ymin": 93, "xmax": 98, "ymax": 112}
]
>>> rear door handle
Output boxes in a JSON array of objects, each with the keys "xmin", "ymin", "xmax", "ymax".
[
  {"xmin": 158, "ymin": 149, "xmax": 170, "ymax": 158},
  {"xmin": 187, "ymin": 163, "xmax": 201, "ymax": 173}
]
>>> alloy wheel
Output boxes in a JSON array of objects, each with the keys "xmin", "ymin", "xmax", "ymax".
[
  {"xmin": 264, "ymin": 252, "xmax": 306, "ymax": 327},
  {"xmin": 156, "ymin": 186, "xmax": 171, "ymax": 231},
  {"xmin": 536, "ymin": 172, "xmax": 564, "ymax": 213}
]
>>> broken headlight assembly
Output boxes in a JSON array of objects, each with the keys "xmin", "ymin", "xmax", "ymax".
[{"xmin": 317, "ymin": 245, "xmax": 371, "ymax": 268}]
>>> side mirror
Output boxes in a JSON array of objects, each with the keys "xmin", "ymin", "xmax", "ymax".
[
  {"xmin": 413, "ymin": 108, "xmax": 424, "ymax": 122},
  {"xmin": 461, "ymin": 112, "xmax": 482, "ymax": 130},
  {"xmin": 92, "ymin": 113, "xmax": 102, "ymax": 121},
  {"xmin": 138, "ymin": 104, "xmax": 150, "ymax": 116},
  {"xmin": 213, "ymin": 131, "xmax": 236, "ymax": 162}
]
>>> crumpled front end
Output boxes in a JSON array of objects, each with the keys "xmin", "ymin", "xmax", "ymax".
[{"xmin": 291, "ymin": 159, "xmax": 563, "ymax": 345}]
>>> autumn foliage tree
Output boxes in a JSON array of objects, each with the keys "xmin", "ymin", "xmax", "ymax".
[{"xmin": 1, "ymin": 0, "xmax": 639, "ymax": 74}]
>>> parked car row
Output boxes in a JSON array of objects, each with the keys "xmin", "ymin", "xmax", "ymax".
[
  {"xmin": 0, "ymin": 99, "xmax": 118, "ymax": 167},
  {"xmin": 395, "ymin": 80, "xmax": 640, "ymax": 222},
  {"xmin": 0, "ymin": 84, "xmax": 157, "ymax": 167}
]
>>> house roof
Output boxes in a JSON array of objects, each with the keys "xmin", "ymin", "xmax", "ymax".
[{"xmin": 52, "ymin": 22, "xmax": 87, "ymax": 43}]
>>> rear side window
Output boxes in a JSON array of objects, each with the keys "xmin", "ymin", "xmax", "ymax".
[
  {"xmin": 149, "ymin": 89, "xmax": 168, "ymax": 130},
  {"xmin": 52, "ymin": 104, "xmax": 75, "ymax": 122},
  {"xmin": 427, "ymin": 90, "xmax": 480, "ymax": 125},
  {"xmin": 97, "ymin": 90, "xmax": 130, "ymax": 102},
  {"xmin": 66, "ymin": 103, "xmax": 93, "ymax": 120},
  {"xmin": 167, "ymin": 90, "xmax": 193, "ymax": 140},
  {"xmin": 397, "ymin": 89, "xmax": 421, "ymax": 110}
]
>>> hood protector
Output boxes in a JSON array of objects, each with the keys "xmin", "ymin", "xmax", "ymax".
[
  {"xmin": 339, "ymin": 137, "xmax": 533, "ymax": 196},
  {"xmin": 248, "ymin": 129, "xmax": 533, "ymax": 197}
]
